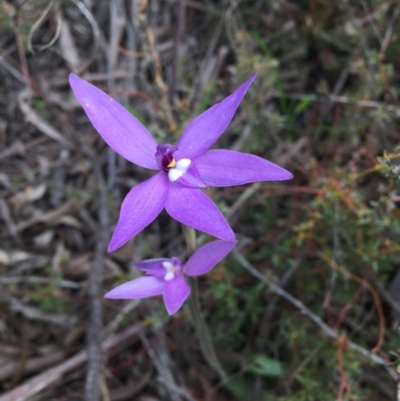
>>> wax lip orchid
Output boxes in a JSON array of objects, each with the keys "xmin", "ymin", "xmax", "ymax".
[
  {"xmin": 69, "ymin": 73, "xmax": 293, "ymax": 252},
  {"xmin": 104, "ymin": 240, "xmax": 236, "ymax": 315}
]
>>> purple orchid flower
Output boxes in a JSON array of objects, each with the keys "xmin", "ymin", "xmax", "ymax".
[
  {"xmin": 104, "ymin": 239, "xmax": 236, "ymax": 315},
  {"xmin": 69, "ymin": 73, "xmax": 292, "ymax": 252}
]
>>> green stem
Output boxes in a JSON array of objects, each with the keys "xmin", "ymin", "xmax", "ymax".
[{"xmin": 182, "ymin": 226, "xmax": 227, "ymax": 381}]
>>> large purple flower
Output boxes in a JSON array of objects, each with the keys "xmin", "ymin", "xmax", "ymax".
[
  {"xmin": 69, "ymin": 73, "xmax": 292, "ymax": 252},
  {"xmin": 104, "ymin": 240, "xmax": 236, "ymax": 315}
]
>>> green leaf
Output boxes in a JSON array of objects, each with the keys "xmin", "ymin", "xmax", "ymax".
[
  {"xmin": 293, "ymin": 97, "xmax": 314, "ymax": 116},
  {"xmin": 224, "ymin": 377, "xmax": 273, "ymax": 401},
  {"xmin": 224, "ymin": 377, "xmax": 253, "ymax": 400},
  {"xmin": 248, "ymin": 354, "xmax": 284, "ymax": 378}
]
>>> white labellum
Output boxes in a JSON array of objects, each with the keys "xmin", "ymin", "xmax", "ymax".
[
  {"xmin": 168, "ymin": 158, "xmax": 191, "ymax": 182},
  {"xmin": 162, "ymin": 261, "xmax": 176, "ymax": 281}
]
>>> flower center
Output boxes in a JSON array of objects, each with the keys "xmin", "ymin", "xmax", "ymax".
[
  {"xmin": 156, "ymin": 144, "xmax": 178, "ymax": 172},
  {"xmin": 162, "ymin": 257, "xmax": 183, "ymax": 281},
  {"xmin": 166, "ymin": 158, "xmax": 176, "ymax": 168},
  {"xmin": 155, "ymin": 143, "xmax": 205, "ymax": 187},
  {"xmin": 162, "ymin": 261, "xmax": 176, "ymax": 281},
  {"xmin": 163, "ymin": 153, "xmax": 176, "ymax": 170}
]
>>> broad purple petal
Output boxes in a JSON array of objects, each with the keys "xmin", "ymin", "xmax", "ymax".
[
  {"xmin": 69, "ymin": 74, "xmax": 158, "ymax": 170},
  {"xmin": 194, "ymin": 150, "xmax": 293, "ymax": 187},
  {"xmin": 175, "ymin": 73, "xmax": 257, "ymax": 159},
  {"xmin": 108, "ymin": 172, "xmax": 168, "ymax": 252},
  {"xmin": 163, "ymin": 275, "xmax": 191, "ymax": 315},
  {"xmin": 104, "ymin": 276, "xmax": 164, "ymax": 299},
  {"xmin": 165, "ymin": 183, "xmax": 235, "ymax": 241},
  {"xmin": 184, "ymin": 240, "xmax": 237, "ymax": 277}
]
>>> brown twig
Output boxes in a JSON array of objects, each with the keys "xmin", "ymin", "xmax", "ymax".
[
  {"xmin": 97, "ymin": 85, "xmax": 161, "ymax": 112},
  {"xmin": 0, "ymin": 199, "xmax": 22, "ymax": 247},
  {"xmin": 15, "ymin": 200, "xmax": 82, "ymax": 232},
  {"xmin": 0, "ymin": 324, "xmax": 142, "ymax": 401},
  {"xmin": 0, "ymin": 352, "xmax": 64, "ymax": 381},
  {"xmin": 116, "ymin": 45, "xmax": 146, "ymax": 58},
  {"xmin": 18, "ymin": 89, "xmax": 72, "ymax": 148},
  {"xmin": 84, "ymin": 155, "xmax": 109, "ymax": 401},
  {"xmin": 318, "ymin": 252, "xmax": 385, "ymax": 355},
  {"xmin": 169, "ymin": 0, "xmax": 186, "ymax": 104},
  {"xmin": 12, "ymin": 3, "xmax": 32, "ymax": 91},
  {"xmin": 121, "ymin": 0, "xmax": 139, "ymax": 85},
  {"xmin": 0, "ymin": 53, "xmax": 25, "ymax": 83},
  {"xmin": 139, "ymin": 327, "xmax": 195, "ymax": 401},
  {"xmin": 336, "ymin": 335, "xmax": 357, "ymax": 401},
  {"xmin": 70, "ymin": 0, "xmax": 101, "ymax": 74}
]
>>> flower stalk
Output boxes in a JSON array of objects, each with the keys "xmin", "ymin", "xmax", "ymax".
[{"xmin": 183, "ymin": 226, "xmax": 227, "ymax": 381}]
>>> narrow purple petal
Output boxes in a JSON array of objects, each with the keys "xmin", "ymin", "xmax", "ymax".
[
  {"xmin": 165, "ymin": 183, "xmax": 235, "ymax": 241},
  {"xmin": 104, "ymin": 276, "xmax": 164, "ymax": 299},
  {"xmin": 108, "ymin": 172, "xmax": 168, "ymax": 252},
  {"xmin": 135, "ymin": 258, "xmax": 171, "ymax": 269},
  {"xmin": 69, "ymin": 74, "xmax": 158, "ymax": 170},
  {"xmin": 194, "ymin": 150, "xmax": 293, "ymax": 187},
  {"xmin": 175, "ymin": 74, "xmax": 257, "ymax": 160},
  {"xmin": 163, "ymin": 275, "xmax": 191, "ymax": 315},
  {"xmin": 135, "ymin": 258, "xmax": 172, "ymax": 279},
  {"xmin": 184, "ymin": 240, "xmax": 237, "ymax": 277}
]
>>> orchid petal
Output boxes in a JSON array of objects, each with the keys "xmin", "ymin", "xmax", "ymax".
[
  {"xmin": 104, "ymin": 276, "xmax": 164, "ymax": 299},
  {"xmin": 135, "ymin": 258, "xmax": 172, "ymax": 270},
  {"xmin": 108, "ymin": 172, "xmax": 168, "ymax": 252},
  {"xmin": 69, "ymin": 74, "xmax": 158, "ymax": 170},
  {"xmin": 194, "ymin": 149, "xmax": 293, "ymax": 187},
  {"xmin": 175, "ymin": 73, "xmax": 257, "ymax": 159},
  {"xmin": 184, "ymin": 240, "xmax": 237, "ymax": 277},
  {"xmin": 135, "ymin": 258, "xmax": 172, "ymax": 279},
  {"xmin": 163, "ymin": 275, "xmax": 191, "ymax": 315},
  {"xmin": 165, "ymin": 183, "xmax": 235, "ymax": 241}
]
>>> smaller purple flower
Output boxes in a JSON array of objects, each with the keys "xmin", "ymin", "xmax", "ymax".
[{"xmin": 104, "ymin": 240, "xmax": 236, "ymax": 315}]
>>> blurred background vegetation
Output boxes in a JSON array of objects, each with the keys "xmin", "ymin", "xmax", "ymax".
[{"xmin": 0, "ymin": 1, "xmax": 399, "ymax": 400}]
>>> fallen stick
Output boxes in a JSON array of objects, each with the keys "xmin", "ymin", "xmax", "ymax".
[
  {"xmin": 0, "ymin": 324, "xmax": 142, "ymax": 401},
  {"xmin": 0, "ymin": 352, "xmax": 64, "ymax": 381}
]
